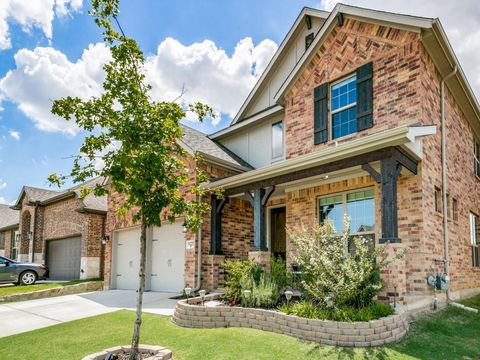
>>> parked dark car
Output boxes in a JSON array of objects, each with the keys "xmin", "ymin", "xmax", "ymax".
[{"xmin": 0, "ymin": 256, "xmax": 49, "ymax": 285}]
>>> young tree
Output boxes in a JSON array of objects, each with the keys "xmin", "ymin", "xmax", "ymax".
[{"xmin": 48, "ymin": 0, "xmax": 211, "ymax": 358}]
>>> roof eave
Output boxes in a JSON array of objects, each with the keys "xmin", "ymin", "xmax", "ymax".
[
  {"xmin": 0, "ymin": 223, "xmax": 19, "ymax": 232},
  {"xmin": 202, "ymin": 125, "xmax": 431, "ymax": 192}
]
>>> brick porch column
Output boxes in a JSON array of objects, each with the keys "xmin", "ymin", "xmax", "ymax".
[
  {"xmin": 202, "ymin": 254, "xmax": 225, "ymax": 290},
  {"xmin": 379, "ymin": 242, "xmax": 407, "ymax": 306}
]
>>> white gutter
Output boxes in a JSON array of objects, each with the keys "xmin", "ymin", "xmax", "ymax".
[
  {"xmin": 441, "ymin": 65, "xmax": 457, "ymax": 302},
  {"xmin": 203, "ymin": 125, "xmax": 434, "ymax": 191}
]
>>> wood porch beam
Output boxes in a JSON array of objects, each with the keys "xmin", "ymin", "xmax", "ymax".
[{"xmin": 210, "ymin": 194, "xmax": 229, "ymax": 255}]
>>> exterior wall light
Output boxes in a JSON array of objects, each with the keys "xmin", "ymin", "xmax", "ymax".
[
  {"xmin": 184, "ymin": 287, "xmax": 192, "ymax": 304},
  {"xmin": 182, "ymin": 221, "xmax": 187, "ymax": 233},
  {"xmin": 284, "ymin": 290, "xmax": 293, "ymax": 307},
  {"xmin": 199, "ymin": 289, "xmax": 206, "ymax": 306},
  {"xmin": 101, "ymin": 235, "xmax": 110, "ymax": 245}
]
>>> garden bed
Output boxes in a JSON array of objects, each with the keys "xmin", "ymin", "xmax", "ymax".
[{"xmin": 172, "ymin": 294, "xmax": 409, "ymax": 347}]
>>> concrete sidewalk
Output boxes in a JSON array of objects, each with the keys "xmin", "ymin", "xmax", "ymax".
[{"xmin": 0, "ymin": 290, "xmax": 178, "ymax": 338}]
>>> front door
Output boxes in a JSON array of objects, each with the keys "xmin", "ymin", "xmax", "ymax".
[{"xmin": 270, "ymin": 207, "xmax": 286, "ymax": 260}]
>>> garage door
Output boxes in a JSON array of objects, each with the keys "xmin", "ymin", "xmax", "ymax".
[
  {"xmin": 47, "ymin": 237, "xmax": 81, "ymax": 280},
  {"xmin": 150, "ymin": 221, "xmax": 185, "ymax": 292},
  {"xmin": 114, "ymin": 227, "xmax": 140, "ymax": 290}
]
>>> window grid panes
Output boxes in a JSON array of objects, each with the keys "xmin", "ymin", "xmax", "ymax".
[
  {"xmin": 331, "ymin": 76, "xmax": 357, "ymax": 139},
  {"xmin": 470, "ymin": 212, "xmax": 479, "ymax": 267},
  {"xmin": 318, "ymin": 189, "xmax": 374, "ymax": 235},
  {"xmin": 272, "ymin": 122, "xmax": 284, "ymax": 160}
]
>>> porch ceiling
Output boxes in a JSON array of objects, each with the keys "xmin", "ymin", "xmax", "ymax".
[{"xmin": 202, "ymin": 125, "xmax": 436, "ymax": 196}]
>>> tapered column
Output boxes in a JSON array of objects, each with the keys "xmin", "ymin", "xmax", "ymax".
[
  {"xmin": 210, "ymin": 194, "xmax": 228, "ymax": 255},
  {"xmin": 245, "ymin": 187, "xmax": 275, "ymax": 251}
]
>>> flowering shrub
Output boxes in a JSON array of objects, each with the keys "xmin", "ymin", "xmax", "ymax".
[{"xmin": 290, "ymin": 217, "xmax": 403, "ymax": 308}]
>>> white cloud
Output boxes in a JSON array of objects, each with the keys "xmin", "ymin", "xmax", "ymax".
[
  {"xmin": 0, "ymin": 196, "xmax": 6, "ymax": 204},
  {"xmin": 0, "ymin": 180, "xmax": 6, "ymax": 190},
  {"xmin": 320, "ymin": 0, "xmax": 480, "ymax": 99},
  {"xmin": 0, "ymin": 37, "xmax": 277, "ymax": 133},
  {"xmin": 0, "ymin": 43, "xmax": 111, "ymax": 135},
  {"xmin": 0, "ymin": 0, "xmax": 83, "ymax": 50},
  {"xmin": 145, "ymin": 37, "xmax": 277, "ymax": 124},
  {"xmin": 8, "ymin": 130, "xmax": 20, "ymax": 140}
]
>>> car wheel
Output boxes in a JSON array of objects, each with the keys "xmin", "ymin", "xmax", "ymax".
[{"xmin": 19, "ymin": 271, "xmax": 37, "ymax": 285}]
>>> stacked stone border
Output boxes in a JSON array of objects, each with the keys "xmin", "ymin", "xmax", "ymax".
[
  {"xmin": 172, "ymin": 295, "xmax": 409, "ymax": 347},
  {"xmin": 0, "ymin": 281, "xmax": 103, "ymax": 302}
]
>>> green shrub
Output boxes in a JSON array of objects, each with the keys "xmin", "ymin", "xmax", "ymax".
[
  {"xmin": 224, "ymin": 259, "xmax": 256, "ymax": 303},
  {"xmin": 269, "ymin": 256, "xmax": 292, "ymax": 290},
  {"xmin": 290, "ymin": 218, "xmax": 404, "ymax": 308},
  {"xmin": 241, "ymin": 273, "xmax": 279, "ymax": 309},
  {"xmin": 279, "ymin": 300, "xmax": 394, "ymax": 322}
]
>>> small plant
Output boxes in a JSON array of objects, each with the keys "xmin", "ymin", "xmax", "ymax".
[
  {"xmin": 241, "ymin": 273, "xmax": 279, "ymax": 309},
  {"xmin": 224, "ymin": 259, "xmax": 258, "ymax": 303},
  {"xmin": 269, "ymin": 256, "xmax": 293, "ymax": 291}
]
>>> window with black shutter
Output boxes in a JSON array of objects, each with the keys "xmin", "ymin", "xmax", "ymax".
[
  {"xmin": 313, "ymin": 83, "xmax": 328, "ymax": 144},
  {"xmin": 356, "ymin": 62, "xmax": 373, "ymax": 131}
]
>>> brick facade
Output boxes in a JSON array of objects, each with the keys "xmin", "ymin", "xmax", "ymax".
[{"xmin": 14, "ymin": 192, "xmax": 105, "ymax": 279}]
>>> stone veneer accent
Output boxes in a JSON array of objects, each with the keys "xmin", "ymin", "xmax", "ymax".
[{"xmin": 172, "ymin": 295, "xmax": 409, "ymax": 347}]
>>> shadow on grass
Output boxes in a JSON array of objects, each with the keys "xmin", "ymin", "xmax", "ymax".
[{"xmin": 306, "ymin": 342, "xmax": 390, "ymax": 360}]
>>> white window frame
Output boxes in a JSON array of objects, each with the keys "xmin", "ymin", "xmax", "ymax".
[
  {"xmin": 271, "ymin": 120, "xmax": 284, "ymax": 162},
  {"xmin": 317, "ymin": 187, "xmax": 375, "ymax": 237},
  {"xmin": 330, "ymin": 74, "xmax": 357, "ymax": 141},
  {"xmin": 470, "ymin": 212, "xmax": 479, "ymax": 268}
]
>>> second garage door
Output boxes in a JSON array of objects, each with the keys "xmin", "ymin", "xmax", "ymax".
[
  {"xmin": 47, "ymin": 236, "xmax": 81, "ymax": 280},
  {"xmin": 114, "ymin": 227, "xmax": 140, "ymax": 290},
  {"xmin": 150, "ymin": 221, "xmax": 185, "ymax": 292}
]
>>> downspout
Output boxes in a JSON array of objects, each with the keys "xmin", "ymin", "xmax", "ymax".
[
  {"xmin": 193, "ymin": 194, "xmax": 203, "ymax": 292},
  {"xmin": 441, "ymin": 65, "xmax": 457, "ymax": 302}
]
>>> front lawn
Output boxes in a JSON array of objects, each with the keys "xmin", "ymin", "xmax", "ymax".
[
  {"xmin": 0, "ymin": 278, "xmax": 102, "ymax": 298},
  {"xmin": 1, "ymin": 296, "xmax": 479, "ymax": 360}
]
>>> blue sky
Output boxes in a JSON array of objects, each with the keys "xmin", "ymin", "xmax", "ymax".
[{"xmin": 0, "ymin": 0, "xmax": 479, "ymax": 205}]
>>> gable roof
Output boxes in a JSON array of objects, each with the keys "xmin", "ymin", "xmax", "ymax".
[
  {"xmin": 180, "ymin": 124, "xmax": 252, "ymax": 172},
  {"xmin": 231, "ymin": 7, "xmax": 329, "ymax": 125},
  {"xmin": 0, "ymin": 204, "xmax": 19, "ymax": 231},
  {"xmin": 273, "ymin": 3, "xmax": 480, "ymax": 138},
  {"xmin": 223, "ymin": 3, "xmax": 480, "ymax": 141},
  {"xmin": 11, "ymin": 177, "xmax": 108, "ymax": 213}
]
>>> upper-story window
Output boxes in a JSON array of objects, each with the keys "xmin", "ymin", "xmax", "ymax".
[
  {"xmin": 271, "ymin": 121, "xmax": 284, "ymax": 160},
  {"xmin": 474, "ymin": 139, "xmax": 480, "ymax": 178},
  {"xmin": 313, "ymin": 62, "xmax": 372, "ymax": 145},
  {"xmin": 331, "ymin": 75, "xmax": 357, "ymax": 139}
]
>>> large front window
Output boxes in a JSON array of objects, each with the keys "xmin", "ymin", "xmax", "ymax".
[
  {"xmin": 318, "ymin": 189, "xmax": 375, "ymax": 236},
  {"xmin": 331, "ymin": 75, "xmax": 357, "ymax": 139}
]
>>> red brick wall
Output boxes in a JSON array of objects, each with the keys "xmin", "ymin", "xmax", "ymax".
[{"xmin": 284, "ymin": 18, "xmax": 421, "ymax": 159}]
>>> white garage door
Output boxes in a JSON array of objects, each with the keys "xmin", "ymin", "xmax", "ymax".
[
  {"xmin": 114, "ymin": 227, "xmax": 140, "ymax": 290},
  {"xmin": 150, "ymin": 221, "xmax": 185, "ymax": 292}
]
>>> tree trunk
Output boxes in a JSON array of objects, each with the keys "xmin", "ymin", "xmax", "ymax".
[{"xmin": 130, "ymin": 215, "xmax": 147, "ymax": 360}]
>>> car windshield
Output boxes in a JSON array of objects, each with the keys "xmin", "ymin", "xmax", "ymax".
[{"xmin": 0, "ymin": 256, "xmax": 16, "ymax": 263}]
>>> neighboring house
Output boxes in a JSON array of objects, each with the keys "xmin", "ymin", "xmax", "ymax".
[
  {"xmin": 105, "ymin": 4, "xmax": 480, "ymax": 310},
  {"xmin": 0, "ymin": 204, "xmax": 19, "ymax": 258},
  {"xmin": 10, "ymin": 177, "xmax": 107, "ymax": 280}
]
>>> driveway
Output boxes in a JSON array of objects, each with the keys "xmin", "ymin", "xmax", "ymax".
[{"xmin": 0, "ymin": 290, "xmax": 178, "ymax": 338}]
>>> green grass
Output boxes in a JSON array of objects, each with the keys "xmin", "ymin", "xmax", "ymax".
[
  {"xmin": 0, "ymin": 278, "xmax": 102, "ymax": 298},
  {"xmin": 1, "ymin": 296, "xmax": 480, "ymax": 359}
]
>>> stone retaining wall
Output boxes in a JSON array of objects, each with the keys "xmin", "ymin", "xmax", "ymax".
[
  {"xmin": 0, "ymin": 281, "xmax": 103, "ymax": 302},
  {"xmin": 172, "ymin": 295, "xmax": 409, "ymax": 347}
]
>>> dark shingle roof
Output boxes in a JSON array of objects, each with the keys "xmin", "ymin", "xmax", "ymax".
[
  {"xmin": 0, "ymin": 204, "xmax": 19, "ymax": 230},
  {"xmin": 24, "ymin": 187, "xmax": 60, "ymax": 202},
  {"xmin": 180, "ymin": 125, "xmax": 252, "ymax": 170}
]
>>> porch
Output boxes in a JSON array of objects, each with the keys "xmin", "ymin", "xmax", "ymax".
[{"xmin": 201, "ymin": 125, "xmax": 435, "ymax": 303}]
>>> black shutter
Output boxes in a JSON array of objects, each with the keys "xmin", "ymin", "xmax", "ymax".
[
  {"xmin": 314, "ymin": 83, "xmax": 328, "ymax": 144},
  {"xmin": 356, "ymin": 62, "xmax": 373, "ymax": 131}
]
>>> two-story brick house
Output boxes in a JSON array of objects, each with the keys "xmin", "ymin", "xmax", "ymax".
[
  {"xmin": 9, "ymin": 177, "xmax": 107, "ymax": 280},
  {"xmin": 105, "ymin": 4, "xmax": 480, "ymax": 310}
]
